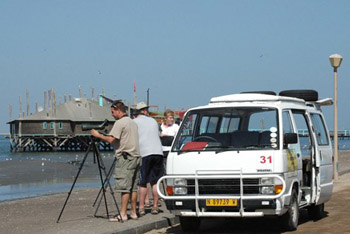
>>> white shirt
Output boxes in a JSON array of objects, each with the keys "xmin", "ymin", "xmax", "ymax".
[
  {"xmin": 161, "ymin": 123, "xmax": 179, "ymax": 151},
  {"xmin": 161, "ymin": 123, "xmax": 179, "ymax": 136},
  {"xmin": 133, "ymin": 115, "xmax": 163, "ymax": 157}
]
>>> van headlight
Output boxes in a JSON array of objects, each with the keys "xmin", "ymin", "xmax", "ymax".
[
  {"xmin": 174, "ymin": 178, "xmax": 187, "ymax": 186},
  {"xmin": 261, "ymin": 186, "xmax": 274, "ymax": 195},
  {"xmin": 174, "ymin": 178, "xmax": 187, "ymax": 195},
  {"xmin": 260, "ymin": 177, "xmax": 283, "ymax": 195},
  {"xmin": 174, "ymin": 187, "xmax": 188, "ymax": 195}
]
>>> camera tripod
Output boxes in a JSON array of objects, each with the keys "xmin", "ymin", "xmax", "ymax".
[{"xmin": 56, "ymin": 137, "xmax": 121, "ymax": 223}]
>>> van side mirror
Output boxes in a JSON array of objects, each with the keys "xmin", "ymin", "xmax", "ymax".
[{"xmin": 284, "ymin": 133, "xmax": 298, "ymax": 145}]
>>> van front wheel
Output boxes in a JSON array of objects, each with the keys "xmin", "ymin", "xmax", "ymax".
[
  {"xmin": 179, "ymin": 216, "xmax": 201, "ymax": 232},
  {"xmin": 281, "ymin": 190, "xmax": 299, "ymax": 231}
]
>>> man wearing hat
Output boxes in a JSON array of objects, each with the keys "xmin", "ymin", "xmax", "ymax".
[
  {"xmin": 133, "ymin": 102, "xmax": 163, "ymax": 215},
  {"xmin": 91, "ymin": 101, "xmax": 141, "ymax": 221}
]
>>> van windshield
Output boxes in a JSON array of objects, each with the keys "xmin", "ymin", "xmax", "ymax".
[{"xmin": 173, "ymin": 107, "xmax": 279, "ymax": 152}]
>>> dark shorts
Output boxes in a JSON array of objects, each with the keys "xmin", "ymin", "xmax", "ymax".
[{"xmin": 139, "ymin": 155, "xmax": 163, "ymax": 187}]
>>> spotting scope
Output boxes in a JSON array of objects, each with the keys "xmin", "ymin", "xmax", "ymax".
[{"xmin": 81, "ymin": 119, "xmax": 109, "ymax": 131}]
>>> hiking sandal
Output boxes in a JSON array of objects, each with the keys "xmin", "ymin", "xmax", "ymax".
[
  {"xmin": 139, "ymin": 208, "xmax": 146, "ymax": 216},
  {"xmin": 151, "ymin": 207, "xmax": 159, "ymax": 215}
]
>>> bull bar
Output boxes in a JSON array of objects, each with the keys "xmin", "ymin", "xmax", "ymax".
[{"xmin": 156, "ymin": 169, "xmax": 286, "ymax": 217}]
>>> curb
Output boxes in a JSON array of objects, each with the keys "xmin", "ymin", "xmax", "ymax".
[{"xmin": 104, "ymin": 215, "xmax": 179, "ymax": 234}]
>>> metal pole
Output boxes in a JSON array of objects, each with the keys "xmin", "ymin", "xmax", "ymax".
[
  {"xmin": 19, "ymin": 96, "xmax": 22, "ymax": 118},
  {"xmin": 147, "ymin": 88, "xmax": 150, "ymax": 106},
  {"xmin": 9, "ymin": 104, "xmax": 12, "ymax": 121},
  {"xmin": 48, "ymin": 89, "xmax": 52, "ymax": 110},
  {"xmin": 334, "ymin": 68, "xmax": 339, "ymax": 180},
  {"xmin": 26, "ymin": 89, "xmax": 29, "ymax": 116},
  {"xmin": 79, "ymin": 85, "xmax": 82, "ymax": 98},
  {"xmin": 102, "ymin": 87, "xmax": 106, "ymax": 106},
  {"xmin": 44, "ymin": 91, "xmax": 47, "ymax": 111}
]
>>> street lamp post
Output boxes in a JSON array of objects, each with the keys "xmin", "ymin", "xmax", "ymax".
[{"xmin": 329, "ymin": 54, "xmax": 343, "ymax": 181}]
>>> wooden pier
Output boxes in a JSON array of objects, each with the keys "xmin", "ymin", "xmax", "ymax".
[
  {"xmin": 9, "ymin": 135, "xmax": 112, "ymax": 152},
  {"xmin": 298, "ymin": 129, "xmax": 350, "ymax": 140},
  {"xmin": 329, "ymin": 131, "xmax": 350, "ymax": 140}
]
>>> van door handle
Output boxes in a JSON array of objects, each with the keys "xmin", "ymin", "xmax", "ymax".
[{"xmin": 297, "ymin": 153, "xmax": 300, "ymax": 158}]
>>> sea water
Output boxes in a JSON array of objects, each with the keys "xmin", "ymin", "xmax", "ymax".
[{"xmin": 0, "ymin": 138, "xmax": 115, "ymax": 202}]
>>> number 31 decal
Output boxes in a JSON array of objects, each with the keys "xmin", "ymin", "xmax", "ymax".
[{"xmin": 260, "ymin": 156, "xmax": 272, "ymax": 164}]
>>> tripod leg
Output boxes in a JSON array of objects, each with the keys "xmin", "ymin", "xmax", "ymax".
[
  {"xmin": 56, "ymin": 144, "xmax": 92, "ymax": 223},
  {"xmin": 92, "ymin": 157, "xmax": 115, "ymax": 207},
  {"xmin": 94, "ymin": 149, "xmax": 122, "ymax": 221},
  {"xmin": 94, "ymin": 142, "xmax": 110, "ymax": 218},
  {"xmin": 93, "ymin": 157, "xmax": 116, "ymax": 217}
]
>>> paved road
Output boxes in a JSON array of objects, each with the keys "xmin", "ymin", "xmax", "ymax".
[{"xmin": 145, "ymin": 181, "xmax": 350, "ymax": 234}]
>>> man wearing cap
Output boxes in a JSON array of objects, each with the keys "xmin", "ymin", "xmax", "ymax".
[
  {"xmin": 133, "ymin": 102, "xmax": 163, "ymax": 215},
  {"xmin": 90, "ymin": 101, "xmax": 141, "ymax": 221}
]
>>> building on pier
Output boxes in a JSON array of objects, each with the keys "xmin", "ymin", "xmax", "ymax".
[{"xmin": 7, "ymin": 98, "xmax": 115, "ymax": 152}]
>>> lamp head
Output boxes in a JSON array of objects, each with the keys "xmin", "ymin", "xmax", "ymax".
[{"xmin": 329, "ymin": 54, "xmax": 343, "ymax": 68}]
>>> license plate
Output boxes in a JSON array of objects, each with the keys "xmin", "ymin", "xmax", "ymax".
[{"xmin": 206, "ymin": 199, "xmax": 238, "ymax": 206}]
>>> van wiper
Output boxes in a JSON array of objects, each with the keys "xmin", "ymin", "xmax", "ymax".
[
  {"xmin": 215, "ymin": 144, "xmax": 273, "ymax": 152},
  {"xmin": 243, "ymin": 144, "xmax": 273, "ymax": 149},
  {"xmin": 213, "ymin": 146, "xmax": 237, "ymax": 153}
]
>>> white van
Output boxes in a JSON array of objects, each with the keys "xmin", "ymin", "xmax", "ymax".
[{"xmin": 157, "ymin": 90, "xmax": 333, "ymax": 231}]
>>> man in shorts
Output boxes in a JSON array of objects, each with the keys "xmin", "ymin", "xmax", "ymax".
[
  {"xmin": 91, "ymin": 101, "xmax": 141, "ymax": 221},
  {"xmin": 133, "ymin": 102, "xmax": 164, "ymax": 215}
]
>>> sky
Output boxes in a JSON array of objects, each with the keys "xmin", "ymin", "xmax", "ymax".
[{"xmin": 1, "ymin": 0, "xmax": 350, "ymax": 133}]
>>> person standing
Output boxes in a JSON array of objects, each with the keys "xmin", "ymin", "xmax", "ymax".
[
  {"xmin": 133, "ymin": 102, "xmax": 164, "ymax": 215},
  {"xmin": 90, "ymin": 101, "xmax": 141, "ymax": 221},
  {"xmin": 160, "ymin": 109, "xmax": 179, "ymax": 135},
  {"xmin": 160, "ymin": 110, "xmax": 180, "ymax": 170}
]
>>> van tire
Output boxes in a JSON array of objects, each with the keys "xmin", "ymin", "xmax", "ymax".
[
  {"xmin": 281, "ymin": 189, "xmax": 299, "ymax": 231},
  {"xmin": 179, "ymin": 217, "xmax": 201, "ymax": 232},
  {"xmin": 308, "ymin": 203, "xmax": 325, "ymax": 220},
  {"xmin": 279, "ymin": 90, "xmax": 318, "ymax": 101}
]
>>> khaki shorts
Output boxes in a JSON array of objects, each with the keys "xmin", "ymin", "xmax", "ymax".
[{"xmin": 114, "ymin": 156, "xmax": 141, "ymax": 193}]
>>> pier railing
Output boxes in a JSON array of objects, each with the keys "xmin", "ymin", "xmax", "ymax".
[
  {"xmin": 0, "ymin": 133, "xmax": 9, "ymax": 138},
  {"xmin": 298, "ymin": 129, "xmax": 350, "ymax": 139}
]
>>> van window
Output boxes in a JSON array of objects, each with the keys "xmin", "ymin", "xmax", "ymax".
[
  {"xmin": 199, "ymin": 116, "xmax": 219, "ymax": 134},
  {"xmin": 282, "ymin": 111, "xmax": 294, "ymax": 134},
  {"xmin": 172, "ymin": 107, "xmax": 278, "ymax": 152},
  {"xmin": 220, "ymin": 116, "xmax": 239, "ymax": 133},
  {"xmin": 175, "ymin": 113, "xmax": 198, "ymax": 149},
  {"xmin": 292, "ymin": 111, "xmax": 312, "ymax": 159},
  {"xmin": 310, "ymin": 114, "xmax": 329, "ymax": 145},
  {"xmin": 248, "ymin": 108, "xmax": 277, "ymax": 132}
]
